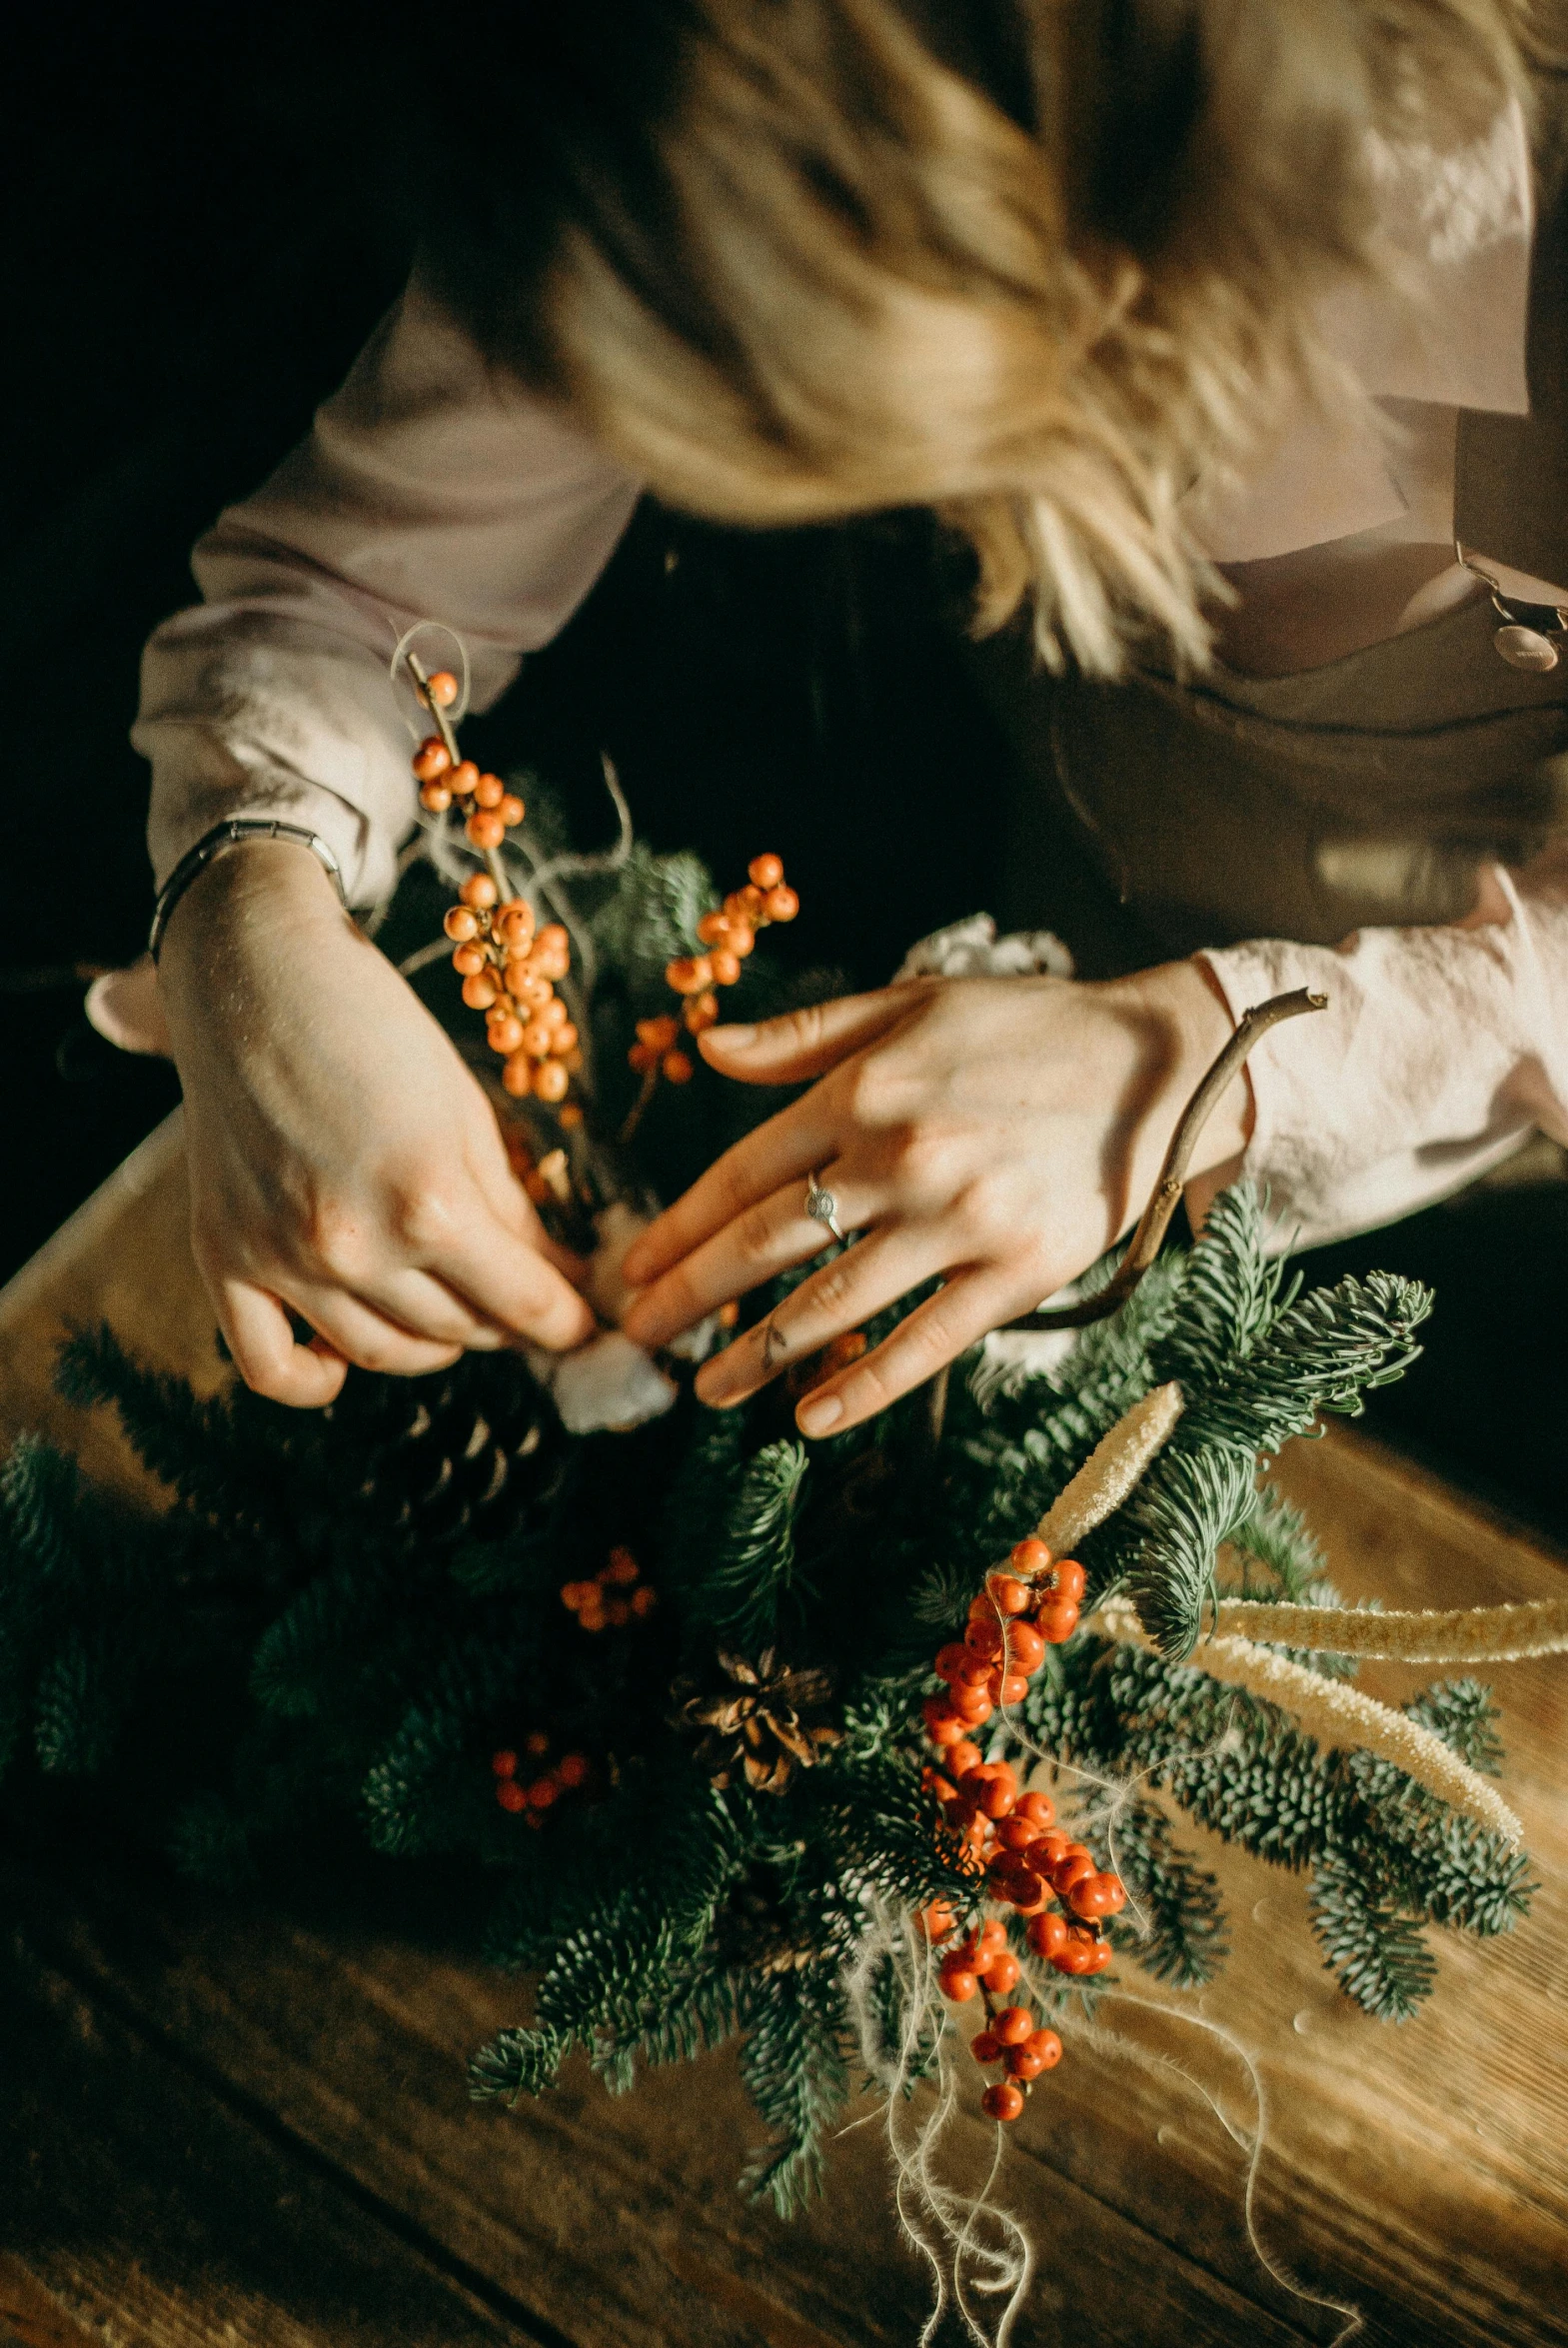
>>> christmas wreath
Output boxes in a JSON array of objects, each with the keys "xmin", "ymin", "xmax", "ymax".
[{"xmin": 6, "ymin": 643, "xmax": 1564, "ymax": 2267}]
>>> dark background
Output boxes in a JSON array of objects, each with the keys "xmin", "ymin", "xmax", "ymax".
[{"xmin": 4, "ymin": 8, "xmax": 1564, "ymax": 1542}]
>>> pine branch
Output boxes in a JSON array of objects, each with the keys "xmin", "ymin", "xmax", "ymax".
[
  {"xmin": 54, "ymin": 1326, "xmax": 267, "ymax": 1525},
  {"xmin": 1403, "ymin": 1680, "xmax": 1504, "ymax": 1776},
  {"xmin": 660, "ymin": 1404, "xmax": 747, "ymax": 1598},
  {"xmin": 1158, "ymin": 1184, "xmax": 1294, "ymax": 1390},
  {"xmin": 610, "ymin": 1957, "xmax": 747, "ymax": 2073},
  {"xmin": 1225, "ymin": 1485, "xmax": 1330, "ymax": 1601},
  {"xmin": 1309, "ymin": 1850, "xmax": 1436, "ymax": 2020},
  {"xmin": 804, "ymin": 1748, "xmax": 974, "ymax": 1918},
  {"xmin": 588, "ymin": 843, "xmax": 717, "ymax": 1001},
  {"xmin": 468, "ymin": 2022, "xmax": 569, "ymax": 2104},
  {"xmin": 166, "ymin": 1790, "xmax": 258, "ymax": 1891},
  {"xmin": 1170, "ymin": 1267, "xmax": 1433, "ymax": 1465},
  {"xmin": 362, "ymin": 1627, "xmax": 537, "ymax": 1855},
  {"xmin": 1, "ymin": 1435, "xmax": 85, "ymax": 1603},
  {"xmin": 32, "ymin": 1632, "xmax": 120, "ymax": 1775},
  {"xmin": 739, "ymin": 1963, "xmax": 850, "ymax": 2216},
  {"xmin": 250, "ymin": 1557, "xmax": 410, "ymax": 1720},
  {"xmin": 693, "ymin": 1439, "xmax": 810, "ymax": 1648},
  {"xmin": 1086, "ymin": 1794, "xmax": 1230, "ymax": 1988},
  {"xmin": 1124, "ymin": 1446, "xmax": 1258, "ymax": 1660}
]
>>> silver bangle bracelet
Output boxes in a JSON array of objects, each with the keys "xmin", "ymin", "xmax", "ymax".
[{"xmin": 148, "ymin": 820, "xmax": 349, "ymax": 962}]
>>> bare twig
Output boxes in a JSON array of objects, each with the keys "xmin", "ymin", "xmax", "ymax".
[
  {"xmin": 407, "ymin": 648, "xmax": 512, "ymax": 904},
  {"xmin": 1006, "ymin": 987, "xmax": 1326, "ymax": 1333}
]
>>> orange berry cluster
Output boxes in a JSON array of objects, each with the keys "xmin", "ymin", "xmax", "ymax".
[
  {"xmin": 412, "ymin": 669, "xmax": 526, "ymax": 852},
  {"xmin": 627, "ymin": 1014, "xmax": 694, "ymax": 1090},
  {"xmin": 442, "ymin": 873, "xmax": 579, "ymax": 1104},
  {"xmin": 913, "ymin": 1540, "xmax": 1123, "ymax": 2121},
  {"xmin": 630, "ymin": 855, "xmax": 799, "ymax": 1090},
  {"xmin": 924, "ymin": 1904, "xmax": 1064, "ymax": 2122},
  {"xmin": 561, "ymin": 1544, "xmax": 658, "ymax": 1632},
  {"xmin": 493, "ymin": 1731, "xmax": 590, "ymax": 1822},
  {"xmin": 922, "ymin": 1540, "xmax": 1084, "ymax": 1751}
]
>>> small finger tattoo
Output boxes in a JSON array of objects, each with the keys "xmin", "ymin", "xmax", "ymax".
[{"xmin": 762, "ymin": 1317, "xmax": 789, "ymax": 1368}]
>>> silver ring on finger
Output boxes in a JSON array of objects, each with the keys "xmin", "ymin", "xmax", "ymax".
[{"xmin": 804, "ymin": 1171, "xmax": 848, "ymax": 1245}]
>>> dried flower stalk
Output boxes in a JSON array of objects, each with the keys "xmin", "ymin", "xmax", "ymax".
[
  {"xmin": 1034, "ymin": 1381, "xmax": 1184, "ymax": 1556},
  {"xmin": 1215, "ymin": 1596, "xmax": 1568, "ymax": 1664},
  {"xmin": 1095, "ymin": 1596, "xmax": 1522, "ymax": 1848}
]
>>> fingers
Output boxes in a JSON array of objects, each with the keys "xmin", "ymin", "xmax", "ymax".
[
  {"xmin": 786, "ymin": 1268, "xmax": 1022, "ymax": 1438},
  {"xmin": 411, "ymin": 1203, "xmax": 598, "ymax": 1353},
  {"xmin": 462, "ymin": 1139, "xmax": 593, "ymax": 1295},
  {"xmin": 444, "ymin": 1239, "xmax": 598, "ymax": 1352},
  {"xmin": 211, "ymin": 1188, "xmax": 595, "ymax": 1405},
  {"xmin": 622, "ymin": 1166, "xmax": 864, "ymax": 1352},
  {"xmin": 694, "ymin": 1225, "xmax": 938, "ymax": 1410},
  {"xmin": 218, "ymin": 1281, "xmax": 351, "ymax": 1408},
  {"xmin": 347, "ymin": 1266, "xmax": 514, "ymax": 1352},
  {"xmin": 285, "ymin": 1283, "xmax": 470, "ymax": 1379},
  {"xmin": 698, "ymin": 985, "xmax": 920, "ymax": 1087},
  {"xmin": 621, "ymin": 1091, "xmax": 843, "ymax": 1290}
]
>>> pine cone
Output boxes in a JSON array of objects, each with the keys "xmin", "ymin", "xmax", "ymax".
[
  {"xmin": 329, "ymin": 1356, "xmax": 566, "ymax": 1546},
  {"xmin": 672, "ymin": 1648, "xmax": 841, "ymax": 1795}
]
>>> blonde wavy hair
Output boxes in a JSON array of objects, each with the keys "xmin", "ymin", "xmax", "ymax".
[{"xmin": 432, "ymin": 0, "xmax": 1536, "ymax": 675}]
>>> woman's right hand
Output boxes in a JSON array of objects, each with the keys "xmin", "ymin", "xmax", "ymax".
[{"xmin": 157, "ymin": 841, "xmax": 596, "ymax": 1406}]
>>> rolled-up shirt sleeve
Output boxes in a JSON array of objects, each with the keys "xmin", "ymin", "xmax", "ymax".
[
  {"xmin": 135, "ymin": 271, "xmax": 642, "ymax": 907},
  {"xmin": 1198, "ymin": 855, "xmax": 1568, "ymax": 1249}
]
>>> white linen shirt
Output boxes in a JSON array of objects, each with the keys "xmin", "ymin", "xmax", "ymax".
[{"xmin": 134, "ymin": 104, "xmax": 1568, "ymax": 1251}]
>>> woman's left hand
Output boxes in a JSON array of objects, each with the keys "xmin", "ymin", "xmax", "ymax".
[{"xmin": 619, "ymin": 961, "xmax": 1245, "ymax": 1436}]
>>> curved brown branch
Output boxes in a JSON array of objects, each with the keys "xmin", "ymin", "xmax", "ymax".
[{"xmin": 1005, "ymin": 986, "xmax": 1326, "ymax": 1333}]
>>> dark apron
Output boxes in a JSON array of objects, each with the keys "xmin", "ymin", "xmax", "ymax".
[{"xmin": 970, "ymin": 61, "xmax": 1568, "ymax": 971}]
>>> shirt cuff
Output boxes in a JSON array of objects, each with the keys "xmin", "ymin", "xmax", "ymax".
[
  {"xmin": 146, "ymin": 767, "xmax": 387, "ymax": 908},
  {"xmin": 1195, "ymin": 933, "xmax": 1537, "ymax": 1250}
]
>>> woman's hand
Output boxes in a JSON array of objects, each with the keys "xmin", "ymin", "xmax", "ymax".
[
  {"xmin": 620, "ymin": 964, "xmax": 1245, "ymax": 1436},
  {"xmin": 158, "ymin": 842, "xmax": 595, "ymax": 1407}
]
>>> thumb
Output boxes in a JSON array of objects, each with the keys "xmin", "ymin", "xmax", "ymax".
[{"xmin": 699, "ymin": 985, "xmax": 920, "ymax": 1085}]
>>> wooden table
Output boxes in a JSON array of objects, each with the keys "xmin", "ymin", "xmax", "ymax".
[{"xmin": 2, "ymin": 1113, "xmax": 1565, "ymax": 2348}]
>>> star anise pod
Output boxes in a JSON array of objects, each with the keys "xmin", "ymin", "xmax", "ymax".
[{"xmin": 671, "ymin": 1648, "xmax": 841, "ymax": 1795}]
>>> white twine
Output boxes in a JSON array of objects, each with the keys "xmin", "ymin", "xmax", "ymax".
[
  {"xmin": 841, "ymin": 1900, "xmax": 1035, "ymax": 2348},
  {"xmin": 942, "ymin": 1688, "xmax": 1367, "ymax": 2339},
  {"xmin": 1074, "ymin": 1987, "xmax": 1364, "ymax": 2346}
]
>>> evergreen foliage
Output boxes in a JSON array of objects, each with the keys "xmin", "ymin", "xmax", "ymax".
[
  {"xmin": 0, "ymin": 831, "xmax": 1535, "ymax": 2213},
  {"xmin": 695, "ymin": 1439, "xmax": 809, "ymax": 1648}
]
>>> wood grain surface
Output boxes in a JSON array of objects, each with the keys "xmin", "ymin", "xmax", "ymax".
[{"xmin": 1, "ymin": 1118, "xmax": 1565, "ymax": 2348}]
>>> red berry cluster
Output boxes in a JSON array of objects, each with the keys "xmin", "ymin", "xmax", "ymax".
[
  {"xmin": 922, "ymin": 1539, "xmax": 1085, "ymax": 1752},
  {"xmin": 405, "ymin": 660, "xmax": 581, "ymax": 1113},
  {"xmin": 493, "ymin": 1732, "xmax": 590, "ymax": 1822},
  {"xmin": 443, "ymin": 877, "xmax": 578, "ymax": 1104},
  {"xmin": 627, "ymin": 1014, "xmax": 694, "ymax": 1090},
  {"xmin": 915, "ymin": 1540, "xmax": 1124, "ymax": 2120},
  {"xmin": 628, "ymin": 856, "xmax": 799, "ymax": 1109},
  {"xmin": 561, "ymin": 1544, "xmax": 659, "ymax": 1632},
  {"xmin": 412, "ymin": 669, "xmax": 525, "ymax": 852},
  {"xmin": 929, "ymin": 1910, "xmax": 1065, "ymax": 2122}
]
